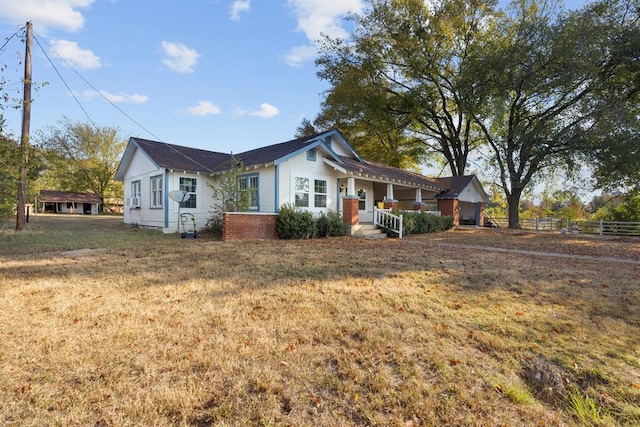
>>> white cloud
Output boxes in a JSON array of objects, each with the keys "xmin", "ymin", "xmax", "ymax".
[
  {"xmin": 282, "ymin": 44, "xmax": 317, "ymax": 67},
  {"xmin": 0, "ymin": 0, "xmax": 93, "ymax": 32},
  {"xmin": 229, "ymin": 0, "xmax": 251, "ymax": 21},
  {"xmin": 50, "ymin": 39, "xmax": 101, "ymax": 69},
  {"xmin": 74, "ymin": 90, "xmax": 148, "ymax": 104},
  {"xmin": 248, "ymin": 103, "xmax": 280, "ymax": 118},
  {"xmin": 186, "ymin": 100, "xmax": 222, "ymax": 116},
  {"xmin": 283, "ymin": 0, "xmax": 365, "ymax": 66},
  {"xmin": 160, "ymin": 41, "xmax": 200, "ymax": 73},
  {"xmin": 287, "ymin": 0, "xmax": 364, "ymax": 41}
]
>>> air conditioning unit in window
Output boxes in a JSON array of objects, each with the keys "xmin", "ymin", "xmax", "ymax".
[{"xmin": 128, "ymin": 197, "xmax": 140, "ymax": 207}]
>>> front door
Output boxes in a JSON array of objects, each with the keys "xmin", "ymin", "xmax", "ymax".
[{"xmin": 357, "ymin": 183, "xmax": 374, "ymax": 222}]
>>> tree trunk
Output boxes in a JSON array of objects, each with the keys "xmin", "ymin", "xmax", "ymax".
[{"xmin": 507, "ymin": 188, "xmax": 523, "ymax": 229}]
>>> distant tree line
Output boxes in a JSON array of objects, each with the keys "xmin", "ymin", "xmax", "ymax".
[{"xmin": 0, "ymin": 116, "xmax": 125, "ymax": 219}]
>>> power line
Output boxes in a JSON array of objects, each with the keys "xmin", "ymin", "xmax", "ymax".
[
  {"xmin": 32, "ymin": 31, "xmax": 164, "ymax": 142},
  {"xmin": 33, "ymin": 35, "xmax": 99, "ymax": 131},
  {"xmin": 0, "ymin": 26, "xmax": 23, "ymax": 55}
]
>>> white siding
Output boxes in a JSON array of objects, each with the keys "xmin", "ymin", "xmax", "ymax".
[
  {"xmin": 166, "ymin": 171, "xmax": 217, "ymax": 232},
  {"xmin": 255, "ymin": 167, "xmax": 276, "ymax": 213},
  {"xmin": 327, "ymin": 135, "xmax": 355, "ymax": 158},
  {"xmin": 122, "ymin": 149, "xmax": 162, "ymax": 227},
  {"xmin": 457, "ymin": 181, "xmax": 485, "ymax": 203},
  {"xmin": 276, "ymin": 151, "xmax": 340, "ymax": 213}
]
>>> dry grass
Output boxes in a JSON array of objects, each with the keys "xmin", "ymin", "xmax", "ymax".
[{"xmin": 1, "ymin": 215, "xmax": 639, "ymax": 426}]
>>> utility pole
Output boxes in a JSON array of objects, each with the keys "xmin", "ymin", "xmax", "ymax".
[{"xmin": 16, "ymin": 21, "xmax": 32, "ymax": 231}]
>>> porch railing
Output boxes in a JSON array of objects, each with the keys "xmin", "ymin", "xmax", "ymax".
[{"xmin": 373, "ymin": 207, "xmax": 403, "ymax": 239}]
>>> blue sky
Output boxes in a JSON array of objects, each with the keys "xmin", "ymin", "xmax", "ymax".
[
  {"xmin": 0, "ymin": 0, "xmax": 366, "ymax": 154},
  {"xmin": 0, "ymin": 0, "xmax": 588, "ymax": 156}
]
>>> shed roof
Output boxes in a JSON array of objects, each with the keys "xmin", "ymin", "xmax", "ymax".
[
  {"xmin": 433, "ymin": 175, "xmax": 489, "ymax": 201},
  {"xmin": 40, "ymin": 191, "xmax": 102, "ymax": 204},
  {"xmin": 339, "ymin": 157, "xmax": 444, "ymax": 191}
]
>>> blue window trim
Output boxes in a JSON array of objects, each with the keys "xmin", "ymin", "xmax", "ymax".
[
  {"xmin": 241, "ymin": 172, "xmax": 260, "ymax": 211},
  {"xmin": 307, "ymin": 148, "xmax": 317, "ymax": 161}
]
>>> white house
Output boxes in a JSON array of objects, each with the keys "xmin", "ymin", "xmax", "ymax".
[{"xmin": 114, "ymin": 129, "xmax": 487, "ymax": 235}]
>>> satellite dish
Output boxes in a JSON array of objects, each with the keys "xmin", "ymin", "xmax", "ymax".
[{"xmin": 169, "ymin": 190, "xmax": 190, "ymax": 203}]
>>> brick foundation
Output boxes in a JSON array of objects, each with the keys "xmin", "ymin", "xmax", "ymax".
[{"xmin": 223, "ymin": 212, "xmax": 278, "ymax": 241}]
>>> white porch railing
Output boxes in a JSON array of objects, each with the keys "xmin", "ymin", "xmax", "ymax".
[{"xmin": 373, "ymin": 207, "xmax": 403, "ymax": 239}]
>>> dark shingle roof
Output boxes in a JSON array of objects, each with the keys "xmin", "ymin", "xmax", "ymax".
[
  {"xmin": 339, "ymin": 157, "xmax": 444, "ymax": 190},
  {"xmin": 132, "ymin": 138, "xmax": 232, "ymax": 174},
  {"xmin": 234, "ymin": 134, "xmax": 314, "ymax": 167},
  {"xmin": 40, "ymin": 190, "xmax": 102, "ymax": 203},
  {"xmin": 125, "ymin": 133, "xmax": 447, "ymax": 192},
  {"xmin": 432, "ymin": 175, "xmax": 476, "ymax": 199}
]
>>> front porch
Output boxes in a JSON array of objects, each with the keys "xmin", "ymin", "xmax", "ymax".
[{"xmin": 337, "ymin": 176, "xmax": 442, "ymax": 238}]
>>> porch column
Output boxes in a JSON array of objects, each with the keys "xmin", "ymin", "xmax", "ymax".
[
  {"xmin": 346, "ymin": 177, "xmax": 356, "ymax": 197},
  {"xmin": 438, "ymin": 199, "xmax": 460, "ymax": 226},
  {"xmin": 342, "ymin": 196, "xmax": 359, "ymax": 230},
  {"xmin": 413, "ymin": 188, "xmax": 425, "ymax": 212},
  {"xmin": 383, "ymin": 183, "xmax": 397, "ymax": 210}
]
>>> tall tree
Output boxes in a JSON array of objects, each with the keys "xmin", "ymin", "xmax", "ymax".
[
  {"xmin": 463, "ymin": 0, "xmax": 639, "ymax": 228},
  {"xmin": 315, "ymin": 0, "xmax": 495, "ymax": 175},
  {"xmin": 38, "ymin": 118, "xmax": 127, "ymax": 209}
]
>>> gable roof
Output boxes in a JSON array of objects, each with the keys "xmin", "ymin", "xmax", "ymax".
[
  {"xmin": 115, "ymin": 138, "xmax": 232, "ymax": 179},
  {"xmin": 433, "ymin": 175, "xmax": 488, "ymax": 201},
  {"xmin": 40, "ymin": 190, "xmax": 101, "ymax": 204},
  {"xmin": 234, "ymin": 129, "xmax": 360, "ymax": 167},
  {"xmin": 116, "ymin": 129, "xmax": 361, "ymax": 180},
  {"xmin": 114, "ymin": 130, "xmax": 450, "ymax": 193}
]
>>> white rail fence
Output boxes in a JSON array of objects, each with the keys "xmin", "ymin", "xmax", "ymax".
[
  {"xmin": 492, "ymin": 217, "xmax": 640, "ymax": 237},
  {"xmin": 373, "ymin": 207, "xmax": 403, "ymax": 239}
]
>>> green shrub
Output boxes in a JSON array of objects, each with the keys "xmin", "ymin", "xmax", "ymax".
[
  {"xmin": 382, "ymin": 211, "xmax": 454, "ymax": 237},
  {"xmin": 276, "ymin": 203, "xmax": 316, "ymax": 239},
  {"xmin": 316, "ymin": 210, "xmax": 348, "ymax": 237}
]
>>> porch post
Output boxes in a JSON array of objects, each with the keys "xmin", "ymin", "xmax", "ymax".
[
  {"xmin": 413, "ymin": 188, "xmax": 425, "ymax": 212},
  {"xmin": 383, "ymin": 183, "xmax": 397, "ymax": 210},
  {"xmin": 346, "ymin": 177, "xmax": 356, "ymax": 197},
  {"xmin": 342, "ymin": 196, "xmax": 359, "ymax": 235}
]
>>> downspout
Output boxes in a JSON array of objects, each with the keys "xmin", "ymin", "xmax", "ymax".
[
  {"xmin": 164, "ymin": 169, "xmax": 169, "ymax": 228},
  {"xmin": 274, "ymin": 164, "xmax": 279, "ymax": 212}
]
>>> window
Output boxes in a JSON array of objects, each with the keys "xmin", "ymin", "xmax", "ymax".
[
  {"xmin": 358, "ymin": 188, "xmax": 366, "ymax": 210},
  {"xmin": 307, "ymin": 148, "xmax": 316, "ymax": 161},
  {"xmin": 131, "ymin": 180, "xmax": 141, "ymax": 207},
  {"xmin": 314, "ymin": 179, "xmax": 327, "ymax": 208},
  {"xmin": 295, "ymin": 177, "xmax": 309, "ymax": 207},
  {"xmin": 179, "ymin": 177, "xmax": 197, "ymax": 209},
  {"xmin": 239, "ymin": 174, "xmax": 259, "ymax": 210},
  {"xmin": 66, "ymin": 202, "xmax": 73, "ymax": 209},
  {"xmin": 150, "ymin": 175, "xmax": 163, "ymax": 208}
]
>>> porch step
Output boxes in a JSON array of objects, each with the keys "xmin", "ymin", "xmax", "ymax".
[{"xmin": 353, "ymin": 223, "xmax": 387, "ymax": 239}]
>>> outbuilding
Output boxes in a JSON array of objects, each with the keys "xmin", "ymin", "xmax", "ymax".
[{"xmin": 40, "ymin": 190, "xmax": 101, "ymax": 215}]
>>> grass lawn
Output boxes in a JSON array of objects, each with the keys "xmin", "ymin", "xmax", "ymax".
[{"xmin": 1, "ymin": 215, "xmax": 639, "ymax": 426}]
